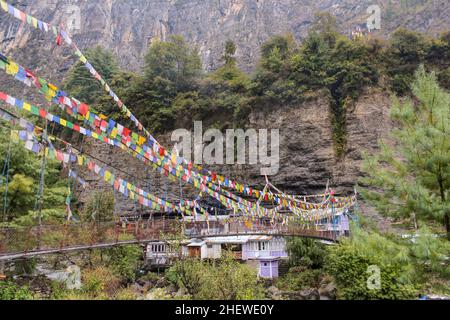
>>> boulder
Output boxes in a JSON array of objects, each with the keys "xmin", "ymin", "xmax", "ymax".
[
  {"xmin": 298, "ymin": 288, "xmax": 320, "ymax": 300},
  {"xmin": 318, "ymin": 282, "xmax": 337, "ymax": 299}
]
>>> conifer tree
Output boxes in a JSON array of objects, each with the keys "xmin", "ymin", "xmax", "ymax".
[{"xmin": 360, "ymin": 66, "xmax": 450, "ymax": 239}]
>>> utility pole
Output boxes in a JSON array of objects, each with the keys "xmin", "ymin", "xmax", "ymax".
[
  {"xmin": 37, "ymin": 123, "xmax": 48, "ymax": 249},
  {"xmin": 36, "ymin": 103, "xmax": 50, "ymax": 249}
]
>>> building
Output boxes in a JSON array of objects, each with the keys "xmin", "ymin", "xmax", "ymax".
[
  {"xmin": 180, "ymin": 235, "xmax": 288, "ymax": 279},
  {"xmin": 145, "ymin": 241, "xmax": 179, "ymax": 267},
  {"xmin": 146, "ymin": 234, "xmax": 288, "ymax": 278}
]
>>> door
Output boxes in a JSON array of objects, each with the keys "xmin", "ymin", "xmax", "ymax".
[
  {"xmin": 188, "ymin": 246, "xmax": 201, "ymax": 258},
  {"xmin": 259, "ymin": 261, "xmax": 272, "ymax": 278}
]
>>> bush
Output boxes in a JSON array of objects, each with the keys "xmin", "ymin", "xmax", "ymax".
[
  {"xmin": 81, "ymin": 266, "xmax": 121, "ymax": 299},
  {"xmin": 166, "ymin": 252, "xmax": 264, "ymax": 300},
  {"xmin": 0, "ymin": 280, "xmax": 34, "ymax": 300},
  {"xmin": 325, "ymin": 229, "xmax": 419, "ymax": 300},
  {"xmin": 106, "ymin": 245, "xmax": 143, "ymax": 283},
  {"xmin": 276, "ymin": 267, "xmax": 323, "ymax": 291},
  {"xmin": 286, "ymin": 238, "xmax": 327, "ymax": 269}
]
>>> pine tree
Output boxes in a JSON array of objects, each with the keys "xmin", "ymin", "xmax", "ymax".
[
  {"xmin": 360, "ymin": 66, "xmax": 450, "ymax": 239},
  {"xmin": 63, "ymin": 46, "xmax": 119, "ymax": 105}
]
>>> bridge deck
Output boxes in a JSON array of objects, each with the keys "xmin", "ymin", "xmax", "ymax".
[{"xmin": 0, "ymin": 221, "xmax": 340, "ymax": 261}]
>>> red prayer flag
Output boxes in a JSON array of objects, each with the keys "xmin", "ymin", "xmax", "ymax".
[
  {"xmin": 56, "ymin": 33, "xmax": 62, "ymax": 46},
  {"xmin": 122, "ymin": 127, "xmax": 131, "ymax": 137},
  {"xmin": 78, "ymin": 103, "xmax": 88, "ymax": 116}
]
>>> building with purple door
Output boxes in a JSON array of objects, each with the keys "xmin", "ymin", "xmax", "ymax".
[
  {"xmin": 180, "ymin": 235, "xmax": 288, "ymax": 278},
  {"xmin": 258, "ymin": 258, "xmax": 281, "ymax": 278}
]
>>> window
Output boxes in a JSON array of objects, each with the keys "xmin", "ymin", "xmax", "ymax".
[
  {"xmin": 258, "ymin": 242, "xmax": 269, "ymax": 251},
  {"xmin": 207, "ymin": 244, "xmax": 213, "ymax": 249}
]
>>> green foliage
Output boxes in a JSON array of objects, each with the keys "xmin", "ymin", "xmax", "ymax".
[
  {"xmin": 82, "ymin": 190, "xmax": 115, "ymax": 223},
  {"xmin": 105, "ymin": 245, "xmax": 143, "ymax": 283},
  {"xmin": 221, "ymin": 40, "xmax": 237, "ymax": 66},
  {"xmin": 58, "ymin": 28, "xmax": 448, "ymax": 156},
  {"xmin": 0, "ymin": 126, "xmax": 66, "ymax": 225},
  {"xmin": 276, "ymin": 267, "xmax": 323, "ymax": 291},
  {"xmin": 0, "ymin": 280, "xmax": 35, "ymax": 300},
  {"xmin": 385, "ymin": 29, "xmax": 429, "ymax": 95},
  {"xmin": 63, "ymin": 46, "xmax": 119, "ymax": 104},
  {"xmin": 408, "ymin": 227, "xmax": 450, "ymax": 279},
  {"xmin": 360, "ymin": 67, "xmax": 450, "ymax": 237},
  {"xmin": 167, "ymin": 252, "xmax": 264, "ymax": 300},
  {"xmin": 325, "ymin": 228, "xmax": 419, "ymax": 300},
  {"xmin": 144, "ymin": 35, "xmax": 202, "ymax": 93},
  {"xmin": 286, "ymin": 237, "xmax": 327, "ymax": 269}
]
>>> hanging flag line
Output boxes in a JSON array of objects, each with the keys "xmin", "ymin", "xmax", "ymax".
[
  {"xmin": 0, "ymin": 2, "xmax": 356, "ymax": 220},
  {"xmin": 0, "ymin": 90, "xmax": 352, "ymax": 221},
  {"xmin": 0, "ymin": 91, "xmax": 268, "ymax": 219},
  {"xmin": 0, "ymin": 108, "xmax": 202, "ymax": 216},
  {"xmin": 0, "ymin": 56, "xmax": 355, "ymax": 217},
  {"xmin": 0, "ymin": 97, "xmax": 323, "ymax": 224},
  {"xmin": 0, "ymin": 2, "xmax": 355, "ymax": 213},
  {"xmin": 0, "ymin": 0, "xmax": 151, "ymax": 137},
  {"xmin": 0, "ymin": 110, "xmax": 330, "ymax": 226},
  {"xmin": 0, "ymin": 54, "xmax": 270, "ymax": 215}
]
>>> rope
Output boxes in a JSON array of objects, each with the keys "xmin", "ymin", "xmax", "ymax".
[{"xmin": 1, "ymin": 137, "xmax": 12, "ymax": 222}]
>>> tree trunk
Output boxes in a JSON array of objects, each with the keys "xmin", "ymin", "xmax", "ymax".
[
  {"xmin": 437, "ymin": 175, "xmax": 448, "ymax": 240},
  {"xmin": 445, "ymin": 212, "xmax": 450, "ymax": 241}
]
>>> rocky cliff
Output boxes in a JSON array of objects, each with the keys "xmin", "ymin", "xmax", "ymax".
[
  {"xmin": 1, "ymin": 0, "xmax": 449, "ymax": 74},
  {"xmin": 78, "ymin": 86, "xmax": 394, "ymax": 216}
]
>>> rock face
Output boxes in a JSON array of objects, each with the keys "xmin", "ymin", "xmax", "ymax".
[
  {"xmin": 1, "ymin": 0, "xmax": 448, "ymax": 74},
  {"xmin": 76, "ymin": 87, "xmax": 393, "ymax": 214}
]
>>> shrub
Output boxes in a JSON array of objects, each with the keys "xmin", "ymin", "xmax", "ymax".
[
  {"xmin": 0, "ymin": 280, "xmax": 34, "ymax": 300},
  {"xmin": 325, "ymin": 229, "xmax": 419, "ymax": 300},
  {"xmin": 106, "ymin": 245, "xmax": 143, "ymax": 283}
]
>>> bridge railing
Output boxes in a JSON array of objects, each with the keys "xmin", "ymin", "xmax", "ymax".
[{"xmin": 0, "ymin": 220, "xmax": 338, "ymax": 257}]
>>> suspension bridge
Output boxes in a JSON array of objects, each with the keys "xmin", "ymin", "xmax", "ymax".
[{"xmin": 0, "ymin": 2, "xmax": 357, "ymax": 263}]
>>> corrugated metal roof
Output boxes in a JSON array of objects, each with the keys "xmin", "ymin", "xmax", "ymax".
[
  {"xmin": 247, "ymin": 235, "xmax": 273, "ymax": 241},
  {"xmin": 205, "ymin": 236, "xmax": 251, "ymax": 244}
]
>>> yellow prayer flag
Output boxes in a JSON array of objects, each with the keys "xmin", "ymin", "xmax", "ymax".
[
  {"xmin": 1, "ymin": 1, "xmax": 8, "ymax": 12},
  {"xmin": 10, "ymin": 130, "xmax": 19, "ymax": 143},
  {"xmin": 111, "ymin": 127, "xmax": 118, "ymax": 138},
  {"xmin": 77, "ymin": 155, "xmax": 83, "ymax": 166},
  {"xmin": 60, "ymin": 118, "xmax": 67, "ymax": 127},
  {"xmin": 48, "ymin": 83, "xmax": 57, "ymax": 91},
  {"xmin": 31, "ymin": 17, "xmax": 38, "ymax": 28},
  {"xmin": 5, "ymin": 61, "xmax": 19, "ymax": 75},
  {"xmin": 23, "ymin": 102, "xmax": 31, "ymax": 112}
]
